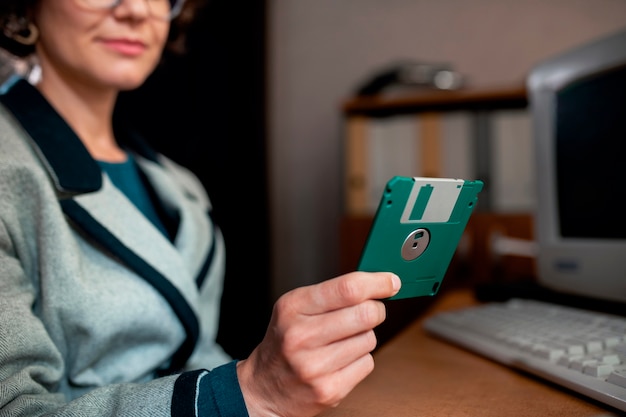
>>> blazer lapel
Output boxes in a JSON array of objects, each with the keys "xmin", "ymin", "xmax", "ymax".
[{"xmin": 1, "ymin": 78, "xmax": 202, "ymax": 373}]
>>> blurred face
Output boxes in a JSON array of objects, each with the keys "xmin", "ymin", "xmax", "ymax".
[{"xmin": 32, "ymin": 0, "xmax": 170, "ymax": 92}]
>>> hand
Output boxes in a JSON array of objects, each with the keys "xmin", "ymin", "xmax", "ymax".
[{"xmin": 236, "ymin": 271, "xmax": 401, "ymax": 417}]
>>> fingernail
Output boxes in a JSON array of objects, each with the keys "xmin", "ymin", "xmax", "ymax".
[{"xmin": 391, "ymin": 274, "xmax": 401, "ymax": 291}]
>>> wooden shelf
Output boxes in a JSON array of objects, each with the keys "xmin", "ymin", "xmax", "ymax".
[
  {"xmin": 341, "ymin": 83, "xmax": 531, "ymax": 215},
  {"xmin": 343, "ymin": 84, "xmax": 527, "ymax": 117}
]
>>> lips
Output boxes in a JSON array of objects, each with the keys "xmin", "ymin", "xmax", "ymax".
[{"xmin": 100, "ymin": 38, "xmax": 147, "ymax": 56}]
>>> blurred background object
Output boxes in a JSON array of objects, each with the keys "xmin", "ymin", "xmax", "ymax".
[{"xmin": 355, "ymin": 60, "xmax": 464, "ymax": 96}]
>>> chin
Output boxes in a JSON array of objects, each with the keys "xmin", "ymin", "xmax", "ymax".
[
  {"xmin": 108, "ymin": 74, "xmax": 154, "ymax": 92},
  {"xmin": 105, "ymin": 63, "xmax": 159, "ymax": 92},
  {"xmin": 117, "ymin": 80, "xmax": 151, "ymax": 91}
]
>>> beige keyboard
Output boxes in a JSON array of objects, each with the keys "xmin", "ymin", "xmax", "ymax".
[{"xmin": 424, "ymin": 298, "xmax": 626, "ymax": 412}]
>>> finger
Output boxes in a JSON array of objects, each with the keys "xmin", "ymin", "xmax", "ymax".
[
  {"xmin": 291, "ymin": 330, "xmax": 378, "ymax": 382},
  {"xmin": 288, "ymin": 300, "xmax": 386, "ymax": 349},
  {"xmin": 306, "ymin": 353, "xmax": 376, "ymax": 408},
  {"xmin": 292, "ymin": 271, "xmax": 401, "ymax": 316}
]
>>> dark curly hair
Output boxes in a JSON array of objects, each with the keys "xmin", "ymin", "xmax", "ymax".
[{"xmin": 0, "ymin": 0, "xmax": 205, "ymax": 58}]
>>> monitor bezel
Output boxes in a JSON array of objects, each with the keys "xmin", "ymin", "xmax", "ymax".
[{"xmin": 527, "ymin": 28, "xmax": 626, "ymax": 303}]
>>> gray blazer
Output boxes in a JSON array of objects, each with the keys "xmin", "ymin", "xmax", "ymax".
[{"xmin": 0, "ymin": 79, "xmax": 247, "ymax": 416}]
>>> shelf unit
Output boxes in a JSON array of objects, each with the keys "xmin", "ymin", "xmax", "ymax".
[{"xmin": 340, "ymin": 84, "xmax": 536, "ymax": 285}]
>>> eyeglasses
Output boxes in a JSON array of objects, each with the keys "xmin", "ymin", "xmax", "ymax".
[{"xmin": 75, "ymin": 0, "xmax": 186, "ymax": 21}]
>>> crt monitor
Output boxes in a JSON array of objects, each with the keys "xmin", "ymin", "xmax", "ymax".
[{"xmin": 527, "ymin": 27, "xmax": 626, "ymax": 303}]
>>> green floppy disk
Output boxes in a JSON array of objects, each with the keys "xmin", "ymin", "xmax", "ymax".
[{"xmin": 357, "ymin": 176, "xmax": 483, "ymax": 300}]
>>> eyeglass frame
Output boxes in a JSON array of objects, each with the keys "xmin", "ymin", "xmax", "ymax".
[{"xmin": 74, "ymin": 0, "xmax": 187, "ymax": 21}]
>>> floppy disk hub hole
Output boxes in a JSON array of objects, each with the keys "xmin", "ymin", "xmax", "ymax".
[{"xmin": 401, "ymin": 228, "xmax": 430, "ymax": 261}]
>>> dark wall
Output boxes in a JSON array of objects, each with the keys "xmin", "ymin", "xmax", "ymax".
[{"xmin": 116, "ymin": 0, "xmax": 271, "ymax": 360}]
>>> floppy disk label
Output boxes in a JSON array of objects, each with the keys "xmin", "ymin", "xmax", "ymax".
[{"xmin": 400, "ymin": 177, "xmax": 463, "ymax": 224}]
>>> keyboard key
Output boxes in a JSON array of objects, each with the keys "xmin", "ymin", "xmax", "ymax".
[
  {"xmin": 534, "ymin": 341, "xmax": 566, "ymax": 361},
  {"xmin": 614, "ymin": 343, "xmax": 626, "ymax": 354},
  {"xmin": 557, "ymin": 354, "xmax": 584, "ymax": 367},
  {"xmin": 570, "ymin": 358, "xmax": 598, "ymax": 372},
  {"xmin": 586, "ymin": 339, "xmax": 605, "ymax": 353},
  {"xmin": 583, "ymin": 362, "xmax": 615, "ymax": 377},
  {"xmin": 555, "ymin": 339, "xmax": 586, "ymax": 355},
  {"xmin": 592, "ymin": 353, "xmax": 621, "ymax": 366},
  {"xmin": 608, "ymin": 369, "xmax": 626, "ymax": 388},
  {"xmin": 561, "ymin": 337, "xmax": 603, "ymax": 354},
  {"xmin": 559, "ymin": 338, "xmax": 587, "ymax": 355},
  {"xmin": 590, "ymin": 331, "xmax": 623, "ymax": 348}
]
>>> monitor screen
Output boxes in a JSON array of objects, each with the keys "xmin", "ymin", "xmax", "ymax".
[
  {"xmin": 556, "ymin": 65, "xmax": 626, "ymax": 240},
  {"xmin": 528, "ymin": 28, "xmax": 626, "ymax": 303}
]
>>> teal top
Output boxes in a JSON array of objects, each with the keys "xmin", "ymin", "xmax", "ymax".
[{"xmin": 98, "ymin": 155, "xmax": 168, "ymax": 238}]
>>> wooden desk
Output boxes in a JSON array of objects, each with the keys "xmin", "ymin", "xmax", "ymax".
[{"xmin": 318, "ymin": 289, "xmax": 618, "ymax": 417}]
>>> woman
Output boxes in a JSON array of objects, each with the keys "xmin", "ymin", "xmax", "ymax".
[{"xmin": 0, "ymin": 1, "xmax": 401, "ymax": 416}]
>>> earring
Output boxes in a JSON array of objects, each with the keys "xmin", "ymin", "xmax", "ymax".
[{"xmin": 3, "ymin": 16, "xmax": 39, "ymax": 46}]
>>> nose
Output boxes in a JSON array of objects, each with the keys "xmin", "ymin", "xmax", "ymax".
[{"xmin": 112, "ymin": 0, "xmax": 152, "ymax": 19}]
